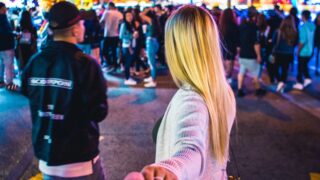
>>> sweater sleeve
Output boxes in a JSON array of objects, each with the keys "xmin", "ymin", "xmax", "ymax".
[{"xmin": 153, "ymin": 94, "xmax": 209, "ymax": 180}]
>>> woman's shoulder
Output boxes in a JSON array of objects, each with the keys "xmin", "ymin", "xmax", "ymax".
[{"xmin": 172, "ymin": 86, "xmax": 208, "ymax": 112}]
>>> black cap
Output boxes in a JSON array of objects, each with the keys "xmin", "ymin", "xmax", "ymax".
[{"xmin": 48, "ymin": 1, "xmax": 82, "ymax": 30}]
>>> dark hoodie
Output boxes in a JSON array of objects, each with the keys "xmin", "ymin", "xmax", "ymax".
[{"xmin": 21, "ymin": 41, "xmax": 108, "ymax": 165}]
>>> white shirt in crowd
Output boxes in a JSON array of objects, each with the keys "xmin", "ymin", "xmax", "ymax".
[{"xmin": 100, "ymin": 9, "xmax": 123, "ymax": 37}]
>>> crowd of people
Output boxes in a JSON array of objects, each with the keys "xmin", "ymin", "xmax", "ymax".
[
  {"xmin": 1, "ymin": 2, "xmax": 320, "ymax": 93},
  {"xmin": 1, "ymin": 1, "xmax": 320, "ymax": 180},
  {"xmin": 1, "ymin": 2, "xmax": 320, "ymax": 94},
  {"xmin": 218, "ymin": 5, "xmax": 319, "ymax": 96}
]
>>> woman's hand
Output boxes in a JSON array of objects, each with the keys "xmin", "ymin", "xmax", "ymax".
[
  {"xmin": 124, "ymin": 172, "xmax": 144, "ymax": 180},
  {"xmin": 141, "ymin": 165, "xmax": 178, "ymax": 180}
]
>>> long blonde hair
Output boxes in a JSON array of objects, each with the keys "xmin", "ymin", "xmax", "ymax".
[{"xmin": 165, "ymin": 5, "xmax": 236, "ymax": 164}]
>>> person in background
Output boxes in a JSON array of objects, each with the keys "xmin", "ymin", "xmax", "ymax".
[
  {"xmin": 89, "ymin": 9, "xmax": 103, "ymax": 65},
  {"xmin": 78, "ymin": 10, "xmax": 92, "ymax": 55},
  {"xmin": 314, "ymin": 13, "xmax": 320, "ymax": 75},
  {"xmin": 21, "ymin": 2, "xmax": 108, "ymax": 179},
  {"xmin": 272, "ymin": 17, "xmax": 298, "ymax": 92},
  {"xmin": 219, "ymin": 8, "xmax": 239, "ymax": 84},
  {"xmin": 237, "ymin": 7, "xmax": 267, "ymax": 97},
  {"xmin": 100, "ymin": 2, "xmax": 123, "ymax": 72},
  {"xmin": 268, "ymin": 4, "xmax": 283, "ymax": 42},
  {"xmin": 154, "ymin": 4, "xmax": 166, "ymax": 66},
  {"xmin": 0, "ymin": 2, "xmax": 17, "ymax": 90},
  {"xmin": 17, "ymin": 10, "xmax": 38, "ymax": 72},
  {"xmin": 289, "ymin": 7, "xmax": 300, "ymax": 29},
  {"xmin": 125, "ymin": 5, "xmax": 235, "ymax": 180},
  {"xmin": 132, "ymin": 6, "xmax": 149, "ymax": 76},
  {"xmin": 78, "ymin": 10, "xmax": 102, "ymax": 65},
  {"xmin": 140, "ymin": 7, "xmax": 161, "ymax": 88},
  {"xmin": 257, "ymin": 13, "xmax": 276, "ymax": 84},
  {"xmin": 120, "ymin": 10, "xmax": 138, "ymax": 86},
  {"xmin": 293, "ymin": 10, "xmax": 316, "ymax": 90}
]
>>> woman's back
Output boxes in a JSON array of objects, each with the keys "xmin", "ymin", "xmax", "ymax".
[{"xmin": 156, "ymin": 86, "xmax": 234, "ymax": 180}]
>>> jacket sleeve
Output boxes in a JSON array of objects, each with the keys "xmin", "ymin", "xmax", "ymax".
[
  {"xmin": 153, "ymin": 95, "xmax": 209, "ymax": 179},
  {"xmin": 83, "ymin": 59, "xmax": 108, "ymax": 123},
  {"xmin": 119, "ymin": 23, "xmax": 125, "ymax": 40}
]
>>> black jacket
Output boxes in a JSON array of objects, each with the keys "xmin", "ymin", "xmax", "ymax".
[{"xmin": 21, "ymin": 41, "xmax": 108, "ymax": 166}]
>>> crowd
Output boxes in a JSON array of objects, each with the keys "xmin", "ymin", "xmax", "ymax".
[
  {"xmin": 218, "ymin": 5, "xmax": 319, "ymax": 96},
  {"xmin": 0, "ymin": 2, "xmax": 320, "ymax": 93},
  {"xmin": 0, "ymin": 0, "xmax": 319, "ymax": 179}
]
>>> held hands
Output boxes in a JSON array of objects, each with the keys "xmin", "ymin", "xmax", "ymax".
[
  {"xmin": 141, "ymin": 165, "xmax": 178, "ymax": 180},
  {"xmin": 124, "ymin": 166, "xmax": 178, "ymax": 180}
]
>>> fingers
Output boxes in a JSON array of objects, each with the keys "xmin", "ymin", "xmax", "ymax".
[
  {"xmin": 141, "ymin": 166, "xmax": 178, "ymax": 180},
  {"xmin": 124, "ymin": 172, "xmax": 144, "ymax": 180},
  {"xmin": 141, "ymin": 166, "xmax": 154, "ymax": 180}
]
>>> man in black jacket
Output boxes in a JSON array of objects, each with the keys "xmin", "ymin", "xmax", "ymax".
[
  {"xmin": 0, "ymin": 2, "xmax": 16, "ymax": 89},
  {"xmin": 21, "ymin": 2, "xmax": 108, "ymax": 179}
]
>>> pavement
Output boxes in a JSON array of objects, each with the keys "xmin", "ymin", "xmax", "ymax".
[{"xmin": 0, "ymin": 63, "xmax": 320, "ymax": 180}]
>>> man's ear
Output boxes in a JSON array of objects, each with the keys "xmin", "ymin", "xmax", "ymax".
[{"xmin": 71, "ymin": 24, "xmax": 79, "ymax": 37}]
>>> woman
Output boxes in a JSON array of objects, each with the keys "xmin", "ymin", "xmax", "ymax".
[
  {"xmin": 132, "ymin": 7, "xmax": 149, "ymax": 76},
  {"xmin": 257, "ymin": 13, "xmax": 276, "ymax": 84},
  {"xmin": 314, "ymin": 13, "xmax": 320, "ymax": 75},
  {"xmin": 127, "ymin": 5, "xmax": 236, "ymax": 180},
  {"xmin": 273, "ymin": 17, "xmax": 298, "ymax": 92},
  {"xmin": 140, "ymin": 8, "xmax": 161, "ymax": 88},
  {"xmin": 120, "ymin": 10, "xmax": 138, "ymax": 85},
  {"xmin": 88, "ymin": 9, "xmax": 102, "ymax": 64},
  {"xmin": 17, "ymin": 10, "xmax": 37, "ymax": 71},
  {"xmin": 219, "ymin": 8, "xmax": 239, "ymax": 84}
]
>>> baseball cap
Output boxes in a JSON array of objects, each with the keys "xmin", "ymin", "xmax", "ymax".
[{"xmin": 48, "ymin": 1, "xmax": 83, "ymax": 30}]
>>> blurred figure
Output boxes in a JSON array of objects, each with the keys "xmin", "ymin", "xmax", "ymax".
[
  {"xmin": 154, "ymin": 4, "xmax": 166, "ymax": 66},
  {"xmin": 89, "ymin": 10, "xmax": 103, "ymax": 65},
  {"xmin": 257, "ymin": 13, "xmax": 276, "ymax": 83},
  {"xmin": 272, "ymin": 17, "xmax": 298, "ymax": 92},
  {"xmin": 21, "ymin": 2, "xmax": 107, "ymax": 179},
  {"xmin": 100, "ymin": 2, "xmax": 123, "ymax": 72},
  {"xmin": 293, "ymin": 10, "xmax": 316, "ymax": 90},
  {"xmin": 17, "ymin": 10, "xmax": 38, "ymax": 72},
  {"xmin": 119, "ymin": 10, "xmax": 138, "ymax": 85},
  {"xmin": 140, "ymin": 8, "xmax": 161, "ymax": 88},
  {"xmin": 212, "ymin": 6, "xmax": 222, "ymax": 24},
  {"xmin": 314, "ymin": 13, "xmax": 320, "ymax": 75},
  {"xmin": 136, "ymin": 5, "xmax": 235, "ymax": 180},
  {"xmin": 219, "ymin": 8, "xmax": 239, "ymax": 84},
  {"xmin": 132, "ymin": 7, "xmax": 149, "ymax": 76},
  {"xmin": 0, "ymin": 2, "xmax": 16, "ymax": 90},
  {"xmin": 268, "ymin": 4, "xmax": 283, "ymax": 42},
  {"xmin": 289, "ymin": 7, "xmax": 300, "ymax": 29},
  {"xmin": 78, "ymin": 10, "xmax": 102, "ymax": 64},
  {"xmin": 237, "ymin": 7, "xmax": 266, "ymax": 97}
]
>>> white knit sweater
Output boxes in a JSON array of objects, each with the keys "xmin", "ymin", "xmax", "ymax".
[{"xmin": 154, "ymin": 86, "xmax": 235, "ymax": 180}]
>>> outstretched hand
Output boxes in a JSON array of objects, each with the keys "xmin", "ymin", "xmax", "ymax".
[{"xmin": 141, "ymin": 165, "xmax": 178, "ymax": 180}]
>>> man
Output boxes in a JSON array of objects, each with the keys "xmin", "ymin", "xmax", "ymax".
[
  {"xmin": 293, "ymin": 10, "xmax": 316, "ymax": 90},
  {"xmin": 237, "ymin": 7, "xmax": 266, "ymax": 97},
  {"xmin": 0, "ymin": 2, "xmax": 16, "ymax": 90},
  {"xmin": 21, "ymin": 2, "xmax": 108, "ymax": 179},
  {"xmin": 100, "ymin": 2, "xmax": 123, "ymax": 72}
]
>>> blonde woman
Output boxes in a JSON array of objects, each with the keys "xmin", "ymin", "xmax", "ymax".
[{"xmin": 125, "ymin": 5, "xmax": 236, "ymax": 180}]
